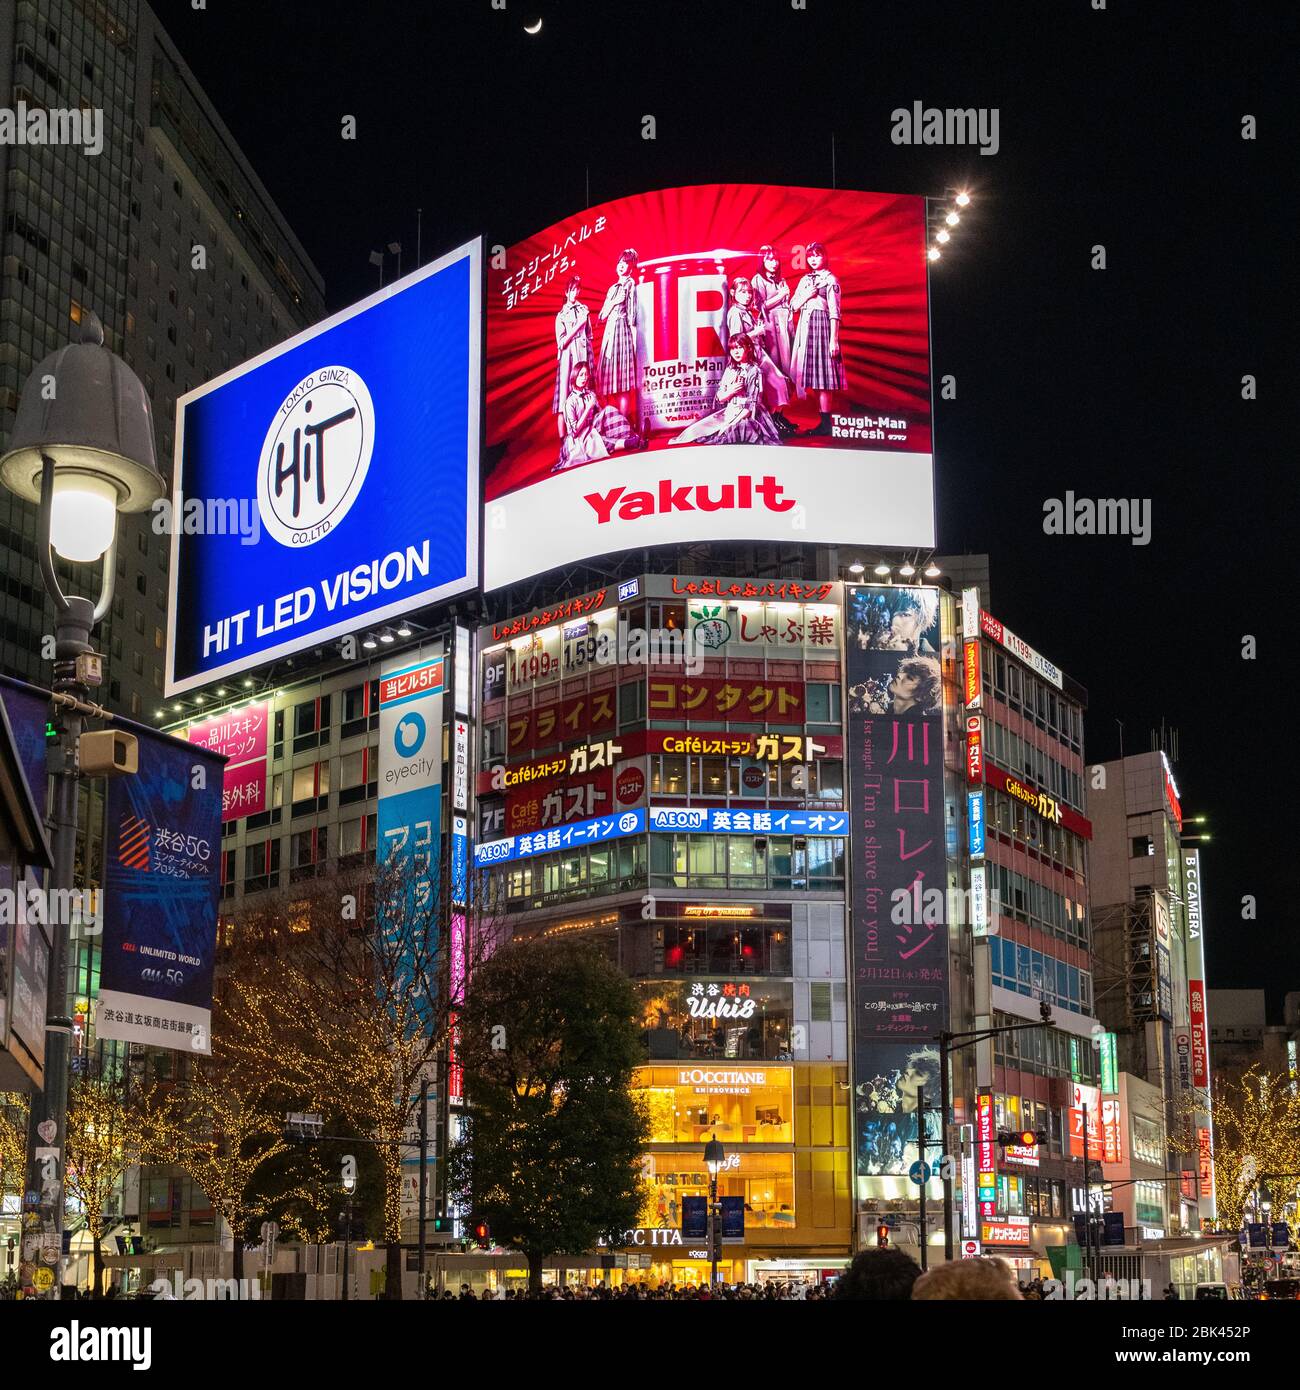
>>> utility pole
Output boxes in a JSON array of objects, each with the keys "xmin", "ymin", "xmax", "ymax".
[
  {"xmin": 417, "ymin": 1076, "xmax": 429, "ymax": 1295},
  {"xmin": 938, "ymin": 1034, "xmax": 954, "ymax": 1261},
  {"xmin": 917, "ymin": 1084, "xmax": 928, "ymax": 1271}
]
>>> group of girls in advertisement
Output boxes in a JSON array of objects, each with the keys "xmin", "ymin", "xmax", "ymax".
[{"xmin": 549, "ymin": 242, "xmax": 847, "ymax": 471}]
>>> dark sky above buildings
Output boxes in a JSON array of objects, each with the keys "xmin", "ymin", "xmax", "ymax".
[{"xmin": 150, "ymin": 0, "xmax": 1292, "ymax": 1005}]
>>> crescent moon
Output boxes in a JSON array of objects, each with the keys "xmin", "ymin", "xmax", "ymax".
[{"xmin": 524, "ymin": 18, "xmax": 543, "ymax": 34}]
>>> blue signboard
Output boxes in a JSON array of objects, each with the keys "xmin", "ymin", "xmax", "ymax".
[
  {"xmin": 681, "ymin": 1196, "xmax": 707, "ymax": 1240},
  {"xmin": 98, "ymin": 730, "xmax": 224, "ymax": 1053},
  {"xmin": 377, "ymin": 652, "xmax": 445, "ymax": 1006},
  {"xmin": 720, "ymin": 1196, "xmax": 745, "ymax": 1240},
  {"xmin": 473, "ymin": 808, "xmax": 646, "ymax": 867},
  {"xmin": 168, "ymin": 241, "xmax": 481, "ymax": 694},
  {"xmin": 646, "ymin": 807, "xmax": 849, "ymax": 835},
  {"xmin": 967, "ymin": 789, "xmax": 985, "ymax": 858}
]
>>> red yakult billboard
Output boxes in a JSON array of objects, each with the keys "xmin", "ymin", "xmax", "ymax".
[{"xmin": 485, "ymin": 184, "xmax": 934, "ymax": 588}]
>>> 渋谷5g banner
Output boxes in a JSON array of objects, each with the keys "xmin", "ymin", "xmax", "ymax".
[
  {"xmin": 485, "ymin": 184, "xmax": 935, "ymax": 590},
  {"xmin": 97, "ymin": 728, "xmax": 225, "ymax": 1055}
]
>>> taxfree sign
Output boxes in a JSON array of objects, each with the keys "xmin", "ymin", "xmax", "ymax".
[{"xmin": 167, "ymin": 241, "xmax": 481, "ymax": 694}]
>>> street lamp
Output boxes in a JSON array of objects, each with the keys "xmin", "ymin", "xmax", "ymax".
[
  {"xmin": 704, "ymin": 1134, "xmax": 725, "ymax": 1288},
  {"xmin": 341, "ymin": 1170, "xmax": 357, "ymax": 1302},
  {"xmin": 0, "ymin": 312, "xmax": 163, "ymax": 1299}
]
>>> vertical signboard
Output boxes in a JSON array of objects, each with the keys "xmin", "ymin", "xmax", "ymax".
[
  {"xmin": 1197, "ymin": 1127, "xmax": 1215, "ymax": 1205},
  {"xmin": 969, "ymin": 863, "xmax": 989, "ymax": 938},
  {"xmin": 962, "ymin": 583, "xmax": 982, "ymax": 712},
  {"xmin": 1188, "ymin": 979, "xmax": 1209, "ymax": 1088},
  {"xmin": 0, "ymin": 678, "xmax": 53, "ymax": 1087},
  {"xmin": 965, "ymin": 715, "xmax": 983, "ymax": 784},
  {"xmin": 967, "ymin": 789, "xmax": 985, "ymax": 860},
  {"xmin": 846, "ymin": 585, "xmax": 948, "ymax": 1185},
  {"xmin": 1069, "ymin": 1083, "xmax": 1104, "ymax": 1161},
  {"xmin": 976, "ymin": 1092, "xmax": 997, "ymax": 1217},
  {"xmin": 97, "ymin": 732, "xmax": 224, "ymax": 1053},
  {"xmin": 1101, "ymin": 1098, "xmax": 1123, "ymax": 1164},
  {"xmin": 958, "ymin": 1123, "xmax": 978, "ymax": 1237},
  {"xmin": 378, "ymin": 650, "xmax": 445, "ymax": 1000},
  {"xmin": 1099, "ymin": 1032, "xmax": 1119, "ymax": 1094},
  {"xmin": 185, "ymin": 701, "xmax": 269, "ymax": 821}
]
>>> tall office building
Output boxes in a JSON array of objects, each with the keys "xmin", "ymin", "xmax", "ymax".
[
  {"xmin": 0, "ymin": 0, "xmax": 324, "ymax": 717},
  {"xmin": 0, "ymin": 0, "xmax": 323, "ymax": 1275},
  {"xmin": 1089, "ymin": 750, "xmax": 1215, "ymax": 1234},
  {"xmin": 957, "ymin": 586, "xmax": 1103, "ymax": 1270}
]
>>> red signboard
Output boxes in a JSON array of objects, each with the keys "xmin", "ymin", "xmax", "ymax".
[
  {"xmin": 963, "ymin": 639, "xmax": 981, "ymax": 709},
  {"xmin": 506, "ymin": 689, "xmax": 618, "ymax": 753},
  {"xmin": 977, "ymin": 1091, "xmax": 997, "ymax": 1216},
  {"xmin": 486, "ymin": 587, "xmax": 610, "ymax": 643},
  {"xmin": 1197, "ymin": 1127, "xmax": 1214, "ymax": 1200},
  {"xmin": 1189, "ymin": 980, "xmax": 1209, "ymax": 1087},
  {"xmin": 966, "ymin": 715, "xmax": 983, "ymax": 784},
  {"xmin": 1101, "ymin": 1098, "xmax": 1123, "ymax": 1165},
  {"xmin": 670, "ymin": 576, "xmax": 836, "ymax": 602},
  {"xmin": 647, "ymin": 676, "xmax": 804, "ymax": 723},
  {"xmin": 1069, "ymin": 1083, "xmax": 1104, "ymax": 1162},
  {"xmin": 983, "ymin": 762, "xmax": 1093, "ymax": 840},
  {"xmin": 982, "ymin": 1216, "xmax": 1030, "ymax": 1246},
  {"xmin": 379, "ymin": 659, "xmax": 445, "ymax": 705},
  {"xmin": 186, "ymin": 701, "xmax": 269, "ymax": 824},
  {"xmin": 506, "ymin": 770, "xmax": 616, "ymax": 834}
]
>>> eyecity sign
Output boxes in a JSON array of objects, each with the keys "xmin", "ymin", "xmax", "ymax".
[{"xmin": 166, "ymin": 240, "xmax": 481, "ymax": 695}]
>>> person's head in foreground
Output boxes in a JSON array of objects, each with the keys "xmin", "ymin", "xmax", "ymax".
[
  {"xmin": 833, "ymin": 1247, "xmax": 921, "ymax": 1300},
  {"xmin": 911, "ymin": 1257, "xmax": 1024, "ymax": 1301}
]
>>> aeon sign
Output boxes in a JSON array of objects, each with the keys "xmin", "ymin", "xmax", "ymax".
[{"xmin": 257, "ymin": 367, "xmax": 375, "ymax": 547}]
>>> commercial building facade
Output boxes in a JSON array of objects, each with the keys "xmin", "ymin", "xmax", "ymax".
[
  {"xmin": 0, "ymin": 0, "xmax": 322, "ymax": 1280},
  {"xmin": 0, "ymin": 0, "xmax": 323, "ymax": 718},
  {"xmin": 475, "ymin": 569, "xmax": 854, "ymax": 1284},
  {"xmin": 957, "ymin": 586, "xmax": 1103, "ymax": 1275},
  {"xmin": 1089, "ymin": 750, "xmax": 1216, "ymax": 1233}
]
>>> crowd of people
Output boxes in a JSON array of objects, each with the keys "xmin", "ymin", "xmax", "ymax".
[
  {"xmin": 429, "ymin": 1252, "xmax": 1037, "ymax": 1301},
  {"xmin": 431, "ymin": 1280, "xmax": 830, "ymax": 1300}
]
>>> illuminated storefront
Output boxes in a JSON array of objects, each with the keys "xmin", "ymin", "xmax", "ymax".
[{"xmin": 635, "ymin": 979, "xmax": 794, "ymax": 1062}]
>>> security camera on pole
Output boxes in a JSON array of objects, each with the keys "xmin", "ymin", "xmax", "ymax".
[{"xmin": 0, "ymin": 312, "xmax": 164, "ymax": 1298}]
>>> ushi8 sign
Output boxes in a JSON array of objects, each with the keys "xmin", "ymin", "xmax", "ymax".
[
  {"xmin": 484, "ymin": 184, "xmax": 935, "ymax": 589},
  {"xmin": 168, "ymin": 240, "xmax": 481, "ymax": 695}
]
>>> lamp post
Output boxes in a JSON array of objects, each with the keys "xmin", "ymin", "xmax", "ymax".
[
  {"xmin": 0, "ymin": 312, "xmax": 163, "ymax": 1298},
  {"xmin": 341, "ymin": 1171, "xmax": 357, "ymax": 1302},
  {"xmin": 704, "ymin": 1133, "xmax": 725, "ymax": 1288}
]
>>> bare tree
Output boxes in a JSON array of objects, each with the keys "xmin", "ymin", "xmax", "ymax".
[{"xmin": 215, "ymin": 856, "xmax": 504, "ymax": 1298}]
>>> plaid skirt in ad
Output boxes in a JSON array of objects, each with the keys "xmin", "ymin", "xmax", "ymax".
[
  {"xmin": 792, "ymin": 306, "xmax": 846, "ymax": 395},
  {"xmin": 598, "ymin": 317, "xmax": 639, "ymax": 393},
  {"xmin": 555, "ymin": 405, "xmax": 642, "ymax": 470}
]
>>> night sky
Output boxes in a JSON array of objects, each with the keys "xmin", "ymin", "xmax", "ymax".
[{"xmin": 149, "ymin": 0, "xmax": 1292, "ymax": 1005}]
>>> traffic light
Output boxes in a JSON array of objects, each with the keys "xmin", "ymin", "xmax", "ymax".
[
  {"xmin": 996, "ymin": 1129, "xmax": 1047, "ymax": 1148},
  {"xmin": 876, "ymin": 1222, "xmax": 890, "ymax": 1248},
  {"xmin": 432, "ymin": 1216, "xmax": 454, "ymax": 1234},
  {"xmin": 470, "ymin": 1219, "xmax": 490, "ymax": 1247}
]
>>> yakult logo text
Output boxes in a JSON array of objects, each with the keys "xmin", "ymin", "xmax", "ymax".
[
  {"xmin": 584, "ymin": 475, "xmax": 795, "ymax": 524},
  {"xmin": 257, "ymin": 367, "xmax": 375, "ymax": 548}
]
